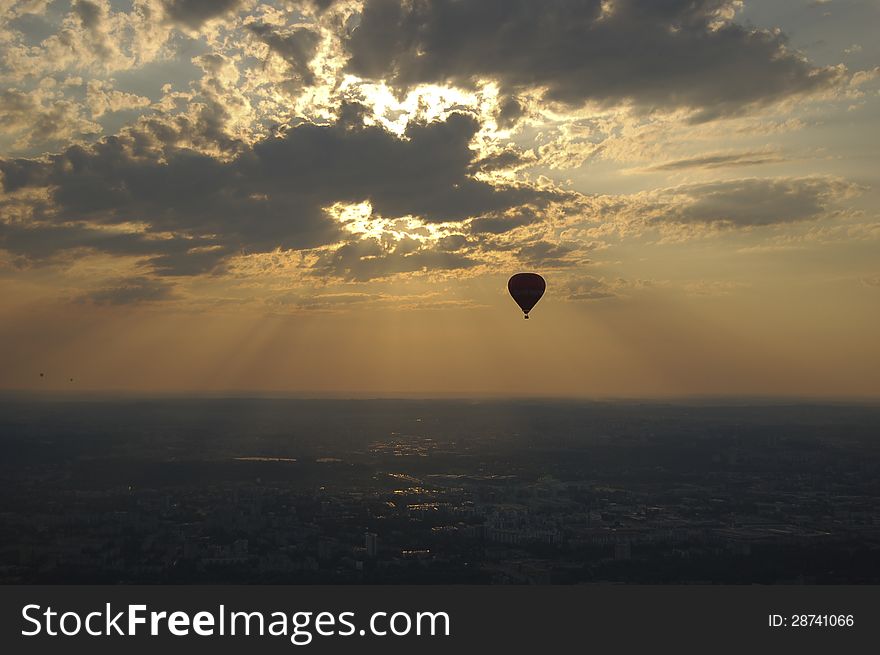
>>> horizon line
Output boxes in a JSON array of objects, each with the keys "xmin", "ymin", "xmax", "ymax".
[{"xmin": 1, "ymin": 389, "xmax": 879, "ymax": 405}]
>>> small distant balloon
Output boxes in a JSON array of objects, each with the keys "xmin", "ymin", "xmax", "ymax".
[
  {"xmin": 69, "ymin": 378, "xmax": 74, "ymax": 383},
  {"xmin": 507, "ymin": 273, "xmax": 546, "ymax": 319},
  {"xmin": 39, "ymin": 372, "xmax": 44, "ymax": 378}
]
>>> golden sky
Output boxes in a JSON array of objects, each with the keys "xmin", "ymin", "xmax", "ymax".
[{"xmin": 1, "ymin": 0, "xmax": 878, "ymax": 397}]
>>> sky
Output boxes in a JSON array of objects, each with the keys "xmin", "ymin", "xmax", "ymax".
[{"xmin": 0, "ymin": 0, "xmax": 878, "ymax": 397}]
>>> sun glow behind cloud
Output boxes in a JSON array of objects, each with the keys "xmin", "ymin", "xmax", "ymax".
[{"xmin": 328, "ymin": 200, "xmax": 465, "ymax": 245}]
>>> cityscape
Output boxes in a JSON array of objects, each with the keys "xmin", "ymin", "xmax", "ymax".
[{"xmin": 1, "ymin": 397, "xmax": 878, "ymax": 584}]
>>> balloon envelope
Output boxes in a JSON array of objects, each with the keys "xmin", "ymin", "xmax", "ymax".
[{"xmin": 508, "ymin": 273, "xmax": 546, "ymax": 317}]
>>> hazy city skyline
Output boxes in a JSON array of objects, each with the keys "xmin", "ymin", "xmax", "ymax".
[{"xmin": 3, "ymin": 398, "xmax": 878, "ymax": 584}]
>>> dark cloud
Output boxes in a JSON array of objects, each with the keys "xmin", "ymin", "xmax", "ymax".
[
  {"xmin": 0, "ymin": 152, "xmax": 51, "ymax": 190},
  {"xmin": 346, "ymin": 0, "xmax": 841, "ymax": 118},
  {"xmin": 245, "ymin": 110, "xmax": 553, "ymax": 224},
  {"xmin": 566, "ymin": 276, "xmax": 617, "ymax": 301},
  {"xmin": 660, "ymin": 177, "xmax": 855, "ymax": 226},
  {"xmin": 436, "ymin": 234, "xmax": 468, "ymax": 251},
  {"xmin": 471, "ymin": 147, "xmax": 534, "ymax": 174},
  {"xmin": 147, "ymin": 247, "xmax": 232, "ymax": 277},
  {"xmin": 286, "ymin": 0, "xmax": 339, "ymax": 13},
  {"xmin": 248, "ymin": 23, "xmax": 321, "ymax": 86},
  {"xmin": 161, "ymin": 0, "xmax": 243, "ymax": 29},
  {"xmin": 644, "ymin": 151, "xmax": 785, "ymax": 172},
  {"xmin": 469, "ymin": 209, "xmax": 541, "ymax": 235},
  {"xmin": 1, "ymin": 110, "xmax": 552, "ymax": 277},
  {"xmin": 72, "ymin": 1, "xmax": 102, "ymax": 30},
  {"xmin": 0, "ymin": 220, "xmax": 204, "ymax": 262},
  {"xmin": 79, "ymin": 276, "xmax": 177, "ymax": 305},
  {"xmin": 496, "ymin": 97, "xmax": 525, "ymax": 129},
  {"xmin": 516, "ymin": 240, "xmax": 579, "ymax": 268},
  {"xmin": 565, "ymin": 276, "xmax": 650, "ymax": 301},
  {"xmin": 310, "ymin": 236, "xmax": 480, "ymax": 282},
  {"xmin": 131, "ymin": 98, "xmax": 247, "ymax": 157}
]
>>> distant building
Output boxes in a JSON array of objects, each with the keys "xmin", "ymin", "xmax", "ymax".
[
  {"xmin": 365, "ymin": 532, "xmax": 379, "ymax": 558},
  {"xmin": 317, "ymin": 538, "xmax": 333, "ymax": 561}
]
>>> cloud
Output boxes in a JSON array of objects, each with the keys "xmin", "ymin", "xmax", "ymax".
[
  {"xmin": 345, "ymin": 0, "xmax": 842, "ymax": 118},
  {"xmin": 78, "ymin": 275, "xmax": 177, "ymax": 304},
  {"xmin": 159, "ymin": 0, "xmax": 243, "ymax": 30},
  {"xmin": 310, "ymin": 236, "xmax": 481, "ymax": 281},
  {"xmin": 0, "ymin": 222, "xmax": 150, "ymax": 260},
  {"xmin": 471, "ymin": 147, "xmax": 535, "ymax": 174},
  {"xmin": 86, "ymin": 80, "xmax": 151, "ymax": 118},
  {"xmin": 569, "ymin": 176, "xmax": 862, "ymax": 241},
  {"xmin": 1, "ymin": 109, "xmax": 554, "ymax": 277},
  {"xmin": 303, "ymin": 0, "xmax": 339, "ymax": 13},
  {"xmin": 641, "ymin": 151, "xmax": 784, "ymax": 172},
  {"xmin": 247, "ymin": 22, "xmax": 322, "ymax": 87},
  {"xmin": 436, "ymin": 233, "xmax": 468, "ymax": 251},
  {"xmin": 565, "ymin": 276, "xmax": 618, "ymax": 301},
  {"xmin": 564, "ymin": 275, "xmax": 662, "ymax": 302},
  {"xmin": 0, "ymin": 86, "xmax": 101, "ymax": 150},
  {"xmin": 658, "ymin": 177, "xmax": 858, "ymax": 227},
  {"xmin": 70, "ymin": 0, "xmax": 119, "ymax": 63},
  {"xmin": 270, "ymin": 291, "xmax": 382, "ymax": 310},
  {"xmin": 565, "ymin": 275, "xmax": 652, "ymax": 301},
  {"xmin": 469, "ymin": 209, "xmax": 542, "ymax": 235},
  {"xmin": 516, "ymin": 240, "xmax": 580, "ymax": 268},
  {"xmin": 0, "ymin": 1, "xmax": 54, "ymax": 20},
  {"xmin": 1, "ymin": 0, "xmax": 175, "ymax": 82}
]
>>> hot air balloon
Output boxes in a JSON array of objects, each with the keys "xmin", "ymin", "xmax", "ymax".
[{"xmin": 508, "ymin": 273, "xmax": 545, "ymax": 319}]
